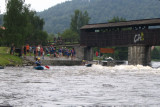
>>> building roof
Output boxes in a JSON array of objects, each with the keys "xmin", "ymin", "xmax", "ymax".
[{"xmin": 81, "ymin": 18, "xmax": 160, "ymax": 30}]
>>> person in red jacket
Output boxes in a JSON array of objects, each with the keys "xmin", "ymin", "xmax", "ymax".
[
  {"xmin": 26, "ymin": 44, "xmax": 30, "ymax": 55},
  {"xmin": 96, "ymin": 51, "xmax": 98, "ymax": 57}
]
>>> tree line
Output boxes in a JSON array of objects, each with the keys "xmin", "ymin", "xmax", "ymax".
[{"xmin": 0, "ymin": 0, "xmax": 48, "ymax": 47}]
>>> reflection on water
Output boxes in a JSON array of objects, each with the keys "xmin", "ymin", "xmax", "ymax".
[{"xmin": 0, "ymin": 62, "xmax": 160, "ymax": 107}]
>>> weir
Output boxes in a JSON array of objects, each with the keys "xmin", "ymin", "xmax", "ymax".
[{"xmin": 80, "ymin": 18, "xmax": 160, "ymax": 66}]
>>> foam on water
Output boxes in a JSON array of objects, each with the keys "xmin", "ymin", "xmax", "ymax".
[{"xmin": 0, "ymin": 62, "xmax": 160, "ymax": 106}]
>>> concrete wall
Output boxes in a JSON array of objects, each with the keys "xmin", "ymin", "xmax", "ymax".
[
  {"xmin": 84, "ymin": 47, "xmax": 93, "ymax": 61},
  {"xmin": 41, "ymin": 60, "xmax": 82, "ymax": 66},
  {"xmin": 128, "ymin": 46, "xmax": 151, "ymax": 66},
  {"xmin": 74, "ymin": 45, "xmax": 85, "ymax": 60},
  {"xmin": 74, "ymin": 46, "xmax": 93, "ymax": 61}
]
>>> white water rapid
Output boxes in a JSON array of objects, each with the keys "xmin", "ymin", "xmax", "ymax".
[{"xmin": 0, "ymin": 62, "xmax": 160, "ymax": 107}]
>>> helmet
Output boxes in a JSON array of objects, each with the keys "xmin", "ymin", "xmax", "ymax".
[{"xmin": 38, "ymin": 58, "xmax": 40, "ymax": 60}]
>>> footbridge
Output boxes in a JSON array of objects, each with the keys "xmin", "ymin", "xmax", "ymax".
[{"xmin": 80, "ymin": 18, "xmax": 160, "ymax": 66}]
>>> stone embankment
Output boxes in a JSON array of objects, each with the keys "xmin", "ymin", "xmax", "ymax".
[
  {"xmin": 23, "ymin": 56, "xmax": 82, "ymax": 66},
  {"xmin": 22, "ymin": 57, "xmax": 34, "ymax": 66}
]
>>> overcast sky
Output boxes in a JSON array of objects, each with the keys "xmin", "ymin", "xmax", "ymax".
[{"xmin": 0, "ymin": 0, "xmax": 69, "ymax": 14}]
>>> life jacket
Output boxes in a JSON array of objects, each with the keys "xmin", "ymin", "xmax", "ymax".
[{"xmin": 35, "ymin": 61, "xmax": 41, "ymax": 66}]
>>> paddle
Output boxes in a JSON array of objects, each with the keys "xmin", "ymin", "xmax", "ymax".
[{"xmin": 45, "ymin": 65, "xmax": 50, "ymax": 69}]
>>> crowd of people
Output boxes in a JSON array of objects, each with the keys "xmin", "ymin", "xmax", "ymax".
[{"xmin": 21, "ymin": 44, "xmax": 76, "ymax": 60}]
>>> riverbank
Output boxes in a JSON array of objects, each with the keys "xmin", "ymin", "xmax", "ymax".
[
  {"xmin": 0, "ymin": 47, "xmax": 22, "ymax": 66},
  {"xmin": 0, "ymin": 47, "xmax": 83, "ymax": 66}
]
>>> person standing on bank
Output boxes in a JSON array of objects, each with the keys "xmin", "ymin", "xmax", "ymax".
[
  {"xmin": 26, "ymin": 44, "xmax": 30, "ymax": 55},
  {"xmin": 37, "ymin": 45, "xmax": 40, "ymax": 56},
  {"xmin": 10, "ymin": 43, "xmax": 15, "ymax": 55},
  {"xmin": 23, "ymin": 45, "xmax": 26, "ymax": 58},
  {"xmin": 71, "ymin": 48, "xmax": 76, "ymax": 60},
  {"xmin": 96, "ymin": 51, "xmax": 98, "ymax": 57}
]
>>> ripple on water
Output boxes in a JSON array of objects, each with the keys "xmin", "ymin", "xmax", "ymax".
[{"xmin": 0, "ymin": 63, "xmax": 160, "ymax": 106}]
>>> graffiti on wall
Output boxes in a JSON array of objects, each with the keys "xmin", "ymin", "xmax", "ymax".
[{"xmin": 134, "ymin": 32, "xmax": 144, "ymax": 43}]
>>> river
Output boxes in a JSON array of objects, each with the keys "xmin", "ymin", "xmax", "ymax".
[{"xmin": 0, "ymin": 62, "xmax": 160, "ymax": 107}]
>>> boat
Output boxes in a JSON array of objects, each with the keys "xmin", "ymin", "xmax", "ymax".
[
  {"xmin": 86, "ymin": 64, "xmax": 92, "ymax": 67},
  {"xmin": 34, "ymin": 66, "xmax": 44, "ymax": 70}
]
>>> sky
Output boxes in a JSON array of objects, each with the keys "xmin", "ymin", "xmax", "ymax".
[{"xmin": 0, "ymin": 0, "xmax": 69, "ymax": 14}]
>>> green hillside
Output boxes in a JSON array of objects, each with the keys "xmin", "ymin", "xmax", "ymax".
[{"xmin": 38, "ymin": 0, "xmax": 160, "ymax": 34}]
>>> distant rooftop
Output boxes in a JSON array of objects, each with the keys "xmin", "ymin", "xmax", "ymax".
[{"xmin": 81, "ymin": 18, "xmax": 160, "ymax": 29}]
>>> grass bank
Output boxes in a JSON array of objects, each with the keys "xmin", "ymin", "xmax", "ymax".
[{"xmin": 0, "ymin": 47, "xmax": 22, "ymax": 66}]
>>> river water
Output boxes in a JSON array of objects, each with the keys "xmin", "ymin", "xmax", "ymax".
[{"xmin": 0, "ymin": 62, "xmax": 160, "ymax": 107}]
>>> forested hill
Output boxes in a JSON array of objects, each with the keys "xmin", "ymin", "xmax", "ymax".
[{"xmin": 13, "ymin": 0, "xmax": 160, "ymax": 34}]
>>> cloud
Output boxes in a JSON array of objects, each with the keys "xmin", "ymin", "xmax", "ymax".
[
  {"xmin": 25, "ymin": 0, "xmax": 68, "ymax": 12},
  {"xmin": 0, "ymin": 0, "xmax": 68, "ymax": 13},
  {"xmin": 0, "ymin": 0, "xmax": 5, "ymax": 14}
]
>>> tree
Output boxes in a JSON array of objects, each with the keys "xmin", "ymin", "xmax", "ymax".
[
  {"xmin": 61, "ymin": 29, "xmax": 78, "ymax": 39},
  {"xmin": 0, "ymin": 28, "xmax": 5, "ymax": 45},
  {"xmin": 47, "ymin": 33, "xmax": 55, "ymax": 42},
  {"xmin": 24, "ymin": 9, "xmax": 47, "ymax": 45},
  {"xmin": 0, "ymin": 15, "xmax": 3, "ymax": 25},
  {"xmin": 108, "ymin": 16, "xmax": 126, "ymax": 23},
  {"xmin": 3, "ymin": 0, "xmax": 28, "ymax": 47},
  {"xmin": 151, "ymin": 47, "xmax": 160, "ymax": 60},
  {"xmin": 70, "ymin": 9, "xmax": 90, "ymax": 35},
  {"xmin": 3, "ymin": 0, "xmax": 48, "ymax": 47}
]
